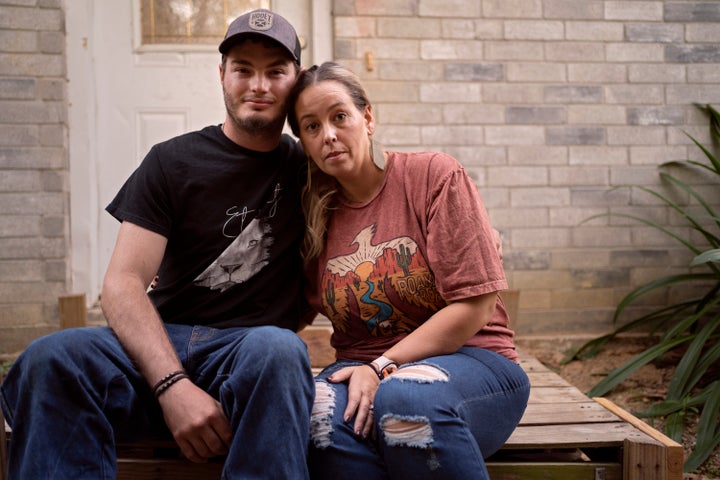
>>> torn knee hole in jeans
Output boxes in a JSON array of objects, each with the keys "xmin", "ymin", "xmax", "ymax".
[
  {"xmin": 310, "ymin": 380, "xmax": 335, "ymax": 449},
  {"xmin": 390, "ymin": 363, "xmax": 449, "ymax": 383},
  {"xmin": 380, "ymin": 415, "xmax": 434, "ymax": 448}
]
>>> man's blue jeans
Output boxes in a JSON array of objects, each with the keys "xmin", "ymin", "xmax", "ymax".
[
  {"xmin": 308, "ymin": 347, "xmax": 530, "ymax": 480},
  {"xmin": 0, "ymin": 324, "xmax": 314, "ymax": 479}
]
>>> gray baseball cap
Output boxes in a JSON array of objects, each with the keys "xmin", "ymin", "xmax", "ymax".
[{"xmin": 219, "ymin": 9, "xmax": 301, "ymax": 63}]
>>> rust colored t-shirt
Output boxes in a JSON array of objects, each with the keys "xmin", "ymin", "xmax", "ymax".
[{"xmin": 305, "ymin": 151, "xmax": 518, "ymax": 363}]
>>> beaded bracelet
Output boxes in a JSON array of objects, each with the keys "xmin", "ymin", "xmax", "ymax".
[
  {"xmin": 152, "ymin": 370, "xmax": 186, "ymax": 395},
  {"xmin": 154, "ymin": 373, "xmax": 190, "ymax": 399}
]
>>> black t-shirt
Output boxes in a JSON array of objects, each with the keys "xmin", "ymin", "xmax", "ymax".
[{"xmin": 106, "ymin": 125, "xmax": 307, "ymax": 330}]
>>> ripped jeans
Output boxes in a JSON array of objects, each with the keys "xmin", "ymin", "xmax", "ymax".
[{"xmin": 309, "ymin": 347, "xmax": 530, "ymax": 480}]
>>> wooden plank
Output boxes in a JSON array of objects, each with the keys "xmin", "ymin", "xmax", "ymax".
[
  {"xmin": 529, "ymin": 386, "xmax": 589, "ymax": 404},
  {"xmin": 3, "ymin": 344, "xmax": 684, "ymax": 480},
  {"xmin": 117, "ymin": 459, "xmax": 222, "ymax": 480},
  {"xmin": 504, "ymin": 422, "xmax": 663, "ymax": 450},
  {"xmin": 623, "ymin": 438, "xmax": 669, "ymax": 480},
  {"xmin": 527, "ymin": 371, "xmax": 575, "ymax": 388},
  {"xmin": 594, "ymin": 398, "xmax": 683, "ymax": 480},
  {"xmin": 297, "ymin": 327, "xmax": 335, "ymax": 368},
  {"xmin": 519, "ymin": 402, "xmax": 621, "ymax": 426},
  {"xmin": 58, "ymin": 293, "xmax": 87, "ymax": 330},
  {"xmin": 517, "ymin": 353, "xmax": 551, "ymax": 373},
  {"xmin": 487, "ymin": 462, "xmax": 622, "ymax": 480}
]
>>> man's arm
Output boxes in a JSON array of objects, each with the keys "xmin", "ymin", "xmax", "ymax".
[
  {"xmin": 102, "ymin": 221, "xmax": 231, "ymax": 462},
  {"xmin": 102, "ymin": 221, "xmax": 178, "ymax": 381}
]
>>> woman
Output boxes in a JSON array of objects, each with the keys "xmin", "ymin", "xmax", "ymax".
[{"xmin": 287, "ymin": 62, "xmax": 530, "ymax": 480}]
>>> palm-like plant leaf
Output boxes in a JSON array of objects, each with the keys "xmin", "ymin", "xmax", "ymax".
[
  {"xmin": 680, "ymin": 339, "xmax": 720, "ymax": 398},
  {"xmin": 574, "ymin": 104, "xmax": 720, "ymax": 473},
  {"xmin": 683, "ymin": 382, "xmax": 720, "ymax": 471},
  {"xmin": 613, "ymin": 273, "xmax": 715, "ymax": 324},
  {"xmin": 666, "ymin": 300, "xmax": 720, "ymax": 400},
  {"xmin": 586, "ymin": 335, "xmax": 693, "ymax": 397},
  {"xmin": 691, "ymin": 249, "xmax": 720, "ymax": 267}
]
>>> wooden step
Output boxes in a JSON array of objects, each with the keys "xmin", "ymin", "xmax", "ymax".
[{"xmin": 1, "ymin": 331, "xmax": 683, "ymax": 480}]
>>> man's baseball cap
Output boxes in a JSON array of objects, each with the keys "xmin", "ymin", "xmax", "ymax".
[{"xmin": 219, "ymin": 9, "xmax": 301, "ymax": 63}]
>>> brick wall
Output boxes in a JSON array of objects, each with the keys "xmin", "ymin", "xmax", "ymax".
[
  {"xmin": 332, "ymin": 0, "xmax": 720, "ymax": 337},
  {"xmin": 0, "ymin": 0, "xmax": 68, "ymax": 352}
]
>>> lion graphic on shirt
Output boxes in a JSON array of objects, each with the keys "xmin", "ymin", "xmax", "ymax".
[{"xmin": 194, "ymin": 217, "xmax": 273, "ymax": 292}]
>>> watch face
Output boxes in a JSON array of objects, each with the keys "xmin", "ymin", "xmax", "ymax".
[{"xmin": 380, "ymin": 363, "xmax": 398, "ymax": 378}]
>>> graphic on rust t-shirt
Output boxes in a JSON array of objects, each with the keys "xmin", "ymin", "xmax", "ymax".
[{"xmin": 321, "ymin": 224, "xmax": 444, "ymax": 337}]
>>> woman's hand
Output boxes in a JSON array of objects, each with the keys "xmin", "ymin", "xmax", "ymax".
[{"xmin": 328, "ymin": 365, "xmax": 380, "ymax": 438}]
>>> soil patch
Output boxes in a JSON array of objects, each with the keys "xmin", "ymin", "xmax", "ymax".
[{"xmin": 521, "ymin": 335, "xmax": 720, "ymax": 480}]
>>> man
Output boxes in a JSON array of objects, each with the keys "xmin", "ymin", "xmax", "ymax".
[{"xmin": 1, "ymin": 9, "xmax": 313, "ymax": 479}]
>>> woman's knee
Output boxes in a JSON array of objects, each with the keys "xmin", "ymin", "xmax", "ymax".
[
  {"xmin": 372, "ymin": 364, "xmax": 450, "ymax": 449},
  {"xmin": 374, "ymin": 362, "xmax": 450, "ymax": 409}
]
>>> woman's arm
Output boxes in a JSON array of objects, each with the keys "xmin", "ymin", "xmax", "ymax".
[
  {"xmin": 332, "ymin": 291, "xmax": 497, "ymax": 437},
  {"xmin": 382, "ymin": 291, "xmax": 496, "ymax": 365}
]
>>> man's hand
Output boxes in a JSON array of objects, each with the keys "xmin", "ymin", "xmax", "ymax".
[{"xmin": 157, "ymin": 379, "xmax": 233, "ymax": 463}]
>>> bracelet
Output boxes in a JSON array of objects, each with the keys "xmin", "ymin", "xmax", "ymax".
[
  {"xmin": 152, "ymin": 370, "xmax": 186, "ymax": 395},
  {"xmin": 154, "ymin": 373, "xmax": 189, "ymax": 399},
  {"xmin": 368, "ymin": 355, "xmax": 398, "ymax": 379}
]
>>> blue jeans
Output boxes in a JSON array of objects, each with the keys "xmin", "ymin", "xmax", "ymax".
[
  {"xmin": 1, "ymin": 324, "xmax": 314, "ymax": 479},
  {"xmin": 308, "ymin": 347, "xmax": 530, "ymax": 480}
]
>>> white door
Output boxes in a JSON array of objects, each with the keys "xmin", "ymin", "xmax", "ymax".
[{"xmin": 66, "ymin": 0, "xmax": 331, "ymax": 305}]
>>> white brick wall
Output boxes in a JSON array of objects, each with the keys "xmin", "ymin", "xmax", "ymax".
[
  {"xmin": 0, "ymin": 0, "xmax": 68, "ymax": 353},
  {"xmin": 332, "ymin": 0, "xmax": 720, "ymax": 337}
]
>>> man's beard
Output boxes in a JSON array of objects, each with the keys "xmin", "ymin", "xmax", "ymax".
[{"xmin": 224, "ymin": 89, "xmax": 287, "ymax": 137}]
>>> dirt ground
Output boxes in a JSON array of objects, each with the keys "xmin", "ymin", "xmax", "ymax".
[{"xmin": 521, "ymin": 335, "xmax": 720, "ymax": 480}]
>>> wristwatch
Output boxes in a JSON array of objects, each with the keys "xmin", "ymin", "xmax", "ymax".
[{"xmin": 368, "ymin": 355, "xmax": 398, "ymax": 379}]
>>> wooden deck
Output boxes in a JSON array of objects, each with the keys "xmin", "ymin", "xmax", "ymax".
[
  {"xmin": 486, "ymin": 352, "xmax": 683, "ymax": 480},
  {"xmin": 0, "ymin": 327, "xmax": 683, "ymax": 479}
]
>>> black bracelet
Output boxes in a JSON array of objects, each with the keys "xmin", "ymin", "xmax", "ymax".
[
  {"xmin": 367, "ymin": 360, "xmax": 398, "ymax": 380},
  {"xmin": 369, "ymin": 355, "xmax": 399, "ymax": 379},
  {"xmin": 366, "ymin": 363, "xmax": 383, "ymax": 379},
  {"xmin": 154, "ymin": 373, "xmax": 189, "ymax": 399},
  {"xmin": 152, "ymin": 370, "xmax": 185, "ymax": 394}
]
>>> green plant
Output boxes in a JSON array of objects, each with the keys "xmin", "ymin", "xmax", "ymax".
[
  {"xmin": 569, "ymin": 104, "xmax": 720, "ymax": 472},
  {"xmin": 0, "ymin": 359, "xmax": 13, "ymax": 380}
]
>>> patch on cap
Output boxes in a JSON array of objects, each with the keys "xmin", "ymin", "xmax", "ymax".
[{"xmin": 249, "ymin": 11, "xmax": 273, "ymax": 31}]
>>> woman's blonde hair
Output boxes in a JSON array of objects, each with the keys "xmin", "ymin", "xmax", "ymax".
[{"xmin": 287, "ymin": 62, "xmax": 372, "ymax": 262}]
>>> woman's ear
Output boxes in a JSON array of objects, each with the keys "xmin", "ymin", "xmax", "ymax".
[{"xmin": 364, "ymin": 105, "xmax": 375, "ymax": 135}]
